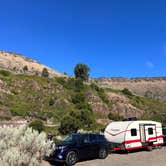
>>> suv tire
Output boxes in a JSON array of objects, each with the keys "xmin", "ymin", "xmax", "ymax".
[
  {"xmin": 98, "ymin": 148, "xmax": 108, "ymax": 159},
  {"xmin": 66, "ymin": 151, "xmax": 78, "ymax": 166}
]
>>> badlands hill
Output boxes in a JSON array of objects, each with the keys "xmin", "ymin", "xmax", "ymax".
[
  {"xmin": 0, "ymin": 51, "xmax": 166, "ymax": 129},
  {"xmin": 93, "ymin": 77, "xmax": 166, "ymax": 102},
  {"xmin": 0, "ymin": 51, "xmax": 64, "ymax": 77}
]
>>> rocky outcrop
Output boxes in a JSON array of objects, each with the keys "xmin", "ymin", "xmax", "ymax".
[
  {"xmin": 86, "ymin": 90, "xmax": 110, "ymax": 115},
  {"xmin": 106, "ymin": 92, "xmax": 144, "ymax": 118}
]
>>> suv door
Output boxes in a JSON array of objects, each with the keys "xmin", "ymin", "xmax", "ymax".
[
  {"xmin": 89, "ymin": 134, "xmax": 99, "ymax": 157},
  {"xmin": 78, "ymin": 134, "xmax": 92, "ymax": 159}
]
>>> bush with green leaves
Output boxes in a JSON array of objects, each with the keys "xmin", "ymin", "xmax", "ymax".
[
  {"xmin": 0, "ymin": 70, "xmax": 11, "ymax": 77},
  {"xmin": 59, "ymin": 109, "xmax": 96, "ymax": 135},
  {"xmin": 29, "ymin": 120, "xmax": 44, "ymax": 133},
  {"xmin": 0, "ymin": 125, "xmax": 51, "ymax": 166},
  {"xmin": 41, "ymin": 68, "xmax": 49, "ymax": 77},
  {"xmin": 72, "ymin": 92, "xmax": 91, "ymax": 110},
  {"xmin": 59, "ymin": 114, "xmax": 80, "ymax": 135},
  {"xmin": 122, "ymin": 88, "xmax": 133, "ymax": 96}
]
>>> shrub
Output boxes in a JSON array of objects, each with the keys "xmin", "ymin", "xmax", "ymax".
[
  {"xmin": 0, "ymin": 125, "xmax": 51, "ymax": 166},
  {"xmin": 0, "ymin": 70, "xmax": 11, "ymax": 77},
  {"xmin": 59, "ymin": 115, "xmax": 80, "ymax": 135},
  {"xmin": 59, "ymin": 109, "xmax": 96, "ymax": 135},
  {"xmin": 29, "ymin": 120, "xmax": 44, "ymax": 133},
  {"xmin": 72, "ymin": 92, "xmax": 85, "ymax": 105},
  {"xmin": 23, "ymin": 66, "xmax": 28, "ymax": 72},
  {"xmin": 74, "ymin": 78, "xmax": 84, "ymax": 92},
  {"xmin": 122, "ymin": 88, "xmax": 133, "ymax": 96},
  {"xmin": 78, "ymin": 109, "xmax": 96, "ymax": 129},
  {"xmin": 41, "ymin": 68, "xmax": 49, "ymax": 77},
  {"xmin": 72, "ymin": 92, "xmax": 91, "ymax": 110},
  {"xmin": 57, "ymin": 77, "xmax": 84, "ymax": 91},
  {"xmin": 49, "ymin": 97, "xmax": 55, "ymax": 106},
  {"xmin": 91, "ymin": 83, "xmax": 110, "ymax": 105}
]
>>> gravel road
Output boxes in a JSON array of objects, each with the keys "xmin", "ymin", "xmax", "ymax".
[{"xmin": 43, "ymin": 146, "xmax": 166, "ymax": 166}]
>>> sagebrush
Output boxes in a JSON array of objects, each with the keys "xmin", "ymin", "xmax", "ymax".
[{"xmin": 0, "ymin": 125, "xmax": 52, "ymax": 166}]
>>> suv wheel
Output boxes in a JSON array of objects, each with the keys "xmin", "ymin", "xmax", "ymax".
[
  {"xmin": 66, "ymin": 151, "xmax": 78, "ymax": 166},
  {"xmin": 99, "ymin": 148, "xmax": 108, "ymax": 159}
]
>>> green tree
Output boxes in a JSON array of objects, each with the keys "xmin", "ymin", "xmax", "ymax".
[
  {"xmin": 74, "ymin": 63, "xmax": 90, "ymax": 81},
  {"xmin": 29, "ymin": 120, "xmax": 44, "ymax": 133},
  {"xmin": 59, "ymin": 115, "xmax": 80, "ymax": 135},
  {"xmin": 79, "ymin": 109, "xmax": 95, "ymax": 129},
  {"xmin": 59, "ymin": 109, "xmax": 95, "ymax": 134},
  {"xmin": 42, "ymin": 68, "xmax": 49, "ymax": 77},
  {"xmin": 72, "ymin": 92, "xmax": 91, "ymax": 110}
]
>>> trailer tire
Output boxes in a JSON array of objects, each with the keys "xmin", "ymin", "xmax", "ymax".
[
  {"xmin": 147, "ymin": 146, "xmax": 153, "ymax": 151},
  {"xmin": 157, "ymin": 146, "xmax": 162, "ymax": 149}
]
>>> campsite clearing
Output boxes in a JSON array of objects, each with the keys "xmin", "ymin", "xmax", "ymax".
[{"xmin": 77, "ymin": 146, "xmax": 166, "ymax": 166}]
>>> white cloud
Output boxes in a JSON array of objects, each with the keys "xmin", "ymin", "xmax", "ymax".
[{"xmin": 145, "ymin": 61, "xmax": 154, "ymax": 69}]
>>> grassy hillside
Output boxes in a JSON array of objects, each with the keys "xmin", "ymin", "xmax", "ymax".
[{"xmin": 0, "ymin": 70, "xmax": 166, "ymax": 134}]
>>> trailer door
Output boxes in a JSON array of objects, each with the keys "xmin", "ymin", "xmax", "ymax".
[
  {"xmin": 144, "ymin": 124, "xmax": 157, "ymax": 142},
  {"xmin": 140, "ymin": 124, "xmax": 146, "ymax": 143}
]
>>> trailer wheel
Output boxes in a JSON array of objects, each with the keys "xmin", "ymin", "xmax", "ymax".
[
  {"xmin": 157, "ymin": 146, "xmax": 162, "ymax": 149},
  {"xmin": 147, "ymin": 146, "xmax": 153, "ymax": 151}
]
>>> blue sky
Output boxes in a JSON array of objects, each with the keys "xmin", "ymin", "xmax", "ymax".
[{"xmin": 0, "ymin": 0, "xmax": 165, "ymax": 77}]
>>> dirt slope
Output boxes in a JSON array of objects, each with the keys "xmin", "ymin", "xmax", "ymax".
[{"xmin": 0, "ymin": 51, "xmax": 64, "ymax": 77}]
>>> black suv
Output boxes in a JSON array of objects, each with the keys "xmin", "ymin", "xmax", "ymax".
[{"xmin": 46, "ymin": 133, "xmax": 108, "ymax": 166}]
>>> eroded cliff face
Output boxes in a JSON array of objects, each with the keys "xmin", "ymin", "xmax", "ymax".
[
  {"xmin": 0, "ymin": 51, "xmax": 64, "ymax": 77},
  {"xmin": 106, "ymin": 92, "xmax": 144, "ymax": 118},
  {"xmin": 93, "ymin": 77, "xmax": 166, "ymax": 102}
]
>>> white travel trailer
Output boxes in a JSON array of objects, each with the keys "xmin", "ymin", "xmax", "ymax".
[{"xmin": 104, "ymin": 120, "xmax": 164, "ymax": 151}]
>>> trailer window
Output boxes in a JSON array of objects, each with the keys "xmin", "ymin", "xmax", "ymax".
[
  {"xmin": 131, "ymin": 129, "xmax": 137, "ymax": 136},
  {"xmin": 148, "ymin": 128, "xmax": 153, "ymax": 135}
]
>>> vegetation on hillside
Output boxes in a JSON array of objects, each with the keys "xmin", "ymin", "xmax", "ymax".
[
  {"xmin": 0, "ymin": 62, "xmax": 166, "ymax": 137},
  {"xmin": 106, "ymin": 87, "xmax": 166, "ymax": 124}
]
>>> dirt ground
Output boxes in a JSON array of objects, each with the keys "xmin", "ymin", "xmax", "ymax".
[{"xmin": 42, "ymin": 146, "xmax": 166, "ymax": 166}]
